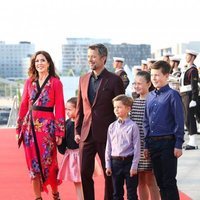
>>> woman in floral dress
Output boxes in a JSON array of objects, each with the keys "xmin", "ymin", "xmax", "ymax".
[{"xmin": 16, "ymin": 51, "xmax": 65, "ymax": 200}]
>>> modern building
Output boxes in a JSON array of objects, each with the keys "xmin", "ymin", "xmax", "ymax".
[
  {"xmin": 106, "ymin": 43, "xmax": 151, "ymax": 71},
  {"xmin": 62, "ymin": 38, "xmax": 111, "ymax": 75},
  {"xmin": 153, "ymin": 41, "xmax": 200, "ymax": 58},
  {"xmin": 62, "ymin": 38, "xmax": 151, "ymax": 75},
  {"xmin": 0, "ymin": 41, "xmax": 35, "ymax": 78},
  {"xmin": 153, "ymin": 41, "xmax": 200, "ymax": 67}
]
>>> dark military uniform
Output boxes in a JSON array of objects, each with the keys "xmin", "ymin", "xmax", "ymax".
[
  {"xmin": 169, "ymin": 69, "xmax": 181, "ymax": 92},
  {"xmin": 115, "ymin": 69, "xmax": 130, "ymax": 89},
  {"xmin": 180, "ymin": 65, "xmax": 199, "ymax": 136}
]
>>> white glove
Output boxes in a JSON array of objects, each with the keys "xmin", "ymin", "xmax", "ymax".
[{"xmin": 189, "ymin": 100, "xmax": 197, "ymax": 108}]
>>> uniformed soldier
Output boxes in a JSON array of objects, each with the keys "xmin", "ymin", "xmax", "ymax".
[
  {"xmin": 141, "ymin": 59, "xmax": 155, "ymax": 91},
  {"xmin": 141, "ymin": 60, "xmax": 148, "ymax": 72},
  {"xmin": 180, "ymin": 49, "xmax": 199, "ymax": 150},
  {"xmin": 168, "ymin": 56, "xmax": 181, "ymax": 91},
  {"xmin": 170, "ymin": 56, "xmax": 181, "ymax": 75},
  {"xmin": 163, "ymin": 52, "xmax": 174, "ymax": 64},
  {"xmin": 113, "ymin": 57, "xmax": 130, "ymax": 89},
  {"xmin": 147, "ymin": 58, "xmax": 157, "ymax": 72}
]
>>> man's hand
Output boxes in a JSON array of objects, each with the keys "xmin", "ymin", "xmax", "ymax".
[
  {"xmin": 174, "ymin": 148, "xmax": 182, "ymax": 158},
  {"xmin": 74, "ymin": 135, "xmax": 81, "ymax": 144},
  {"xmin": 130, "ymin": 169, "xmax": 137, "ymax": 177},
  {"xmin": 106, "ymin": 168, "xmax": 112, "ymax": 176}
]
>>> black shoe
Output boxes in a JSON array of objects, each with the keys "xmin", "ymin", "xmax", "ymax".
[{"xmin": 185, "ymin": 145, "xmax": 198, "ymax": 150}]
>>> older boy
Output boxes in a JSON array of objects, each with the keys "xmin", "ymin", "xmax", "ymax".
[
  {"xmin": 144, "ymin": 60, "xmax": 184, "ymax": 200},
  {"xmin": 105, "ymin": 94, "xmax": 140, "ymax": 200}
]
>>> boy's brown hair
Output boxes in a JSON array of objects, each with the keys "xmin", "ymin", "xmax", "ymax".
[
  {"xmin": 151, "ymin": 60, "xmax": 171, "ymax": 74},
  {"xmin": 112, "ymin": 94, "xmax": 133, "ymax": 108}
]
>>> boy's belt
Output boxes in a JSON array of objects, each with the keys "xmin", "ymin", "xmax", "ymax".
[
  {"xmin": 149, "ymin": 135, "xmax": 174, "ymax": 141},
  {"xmin": 111, "ymin": 155, "xmax": 133, "ymax": 161}
]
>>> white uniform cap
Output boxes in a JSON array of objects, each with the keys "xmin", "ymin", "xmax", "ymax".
[
  {"xmin": 186, "ymin": 49, "xmax": 199, "ymax": 56},
  {"xmin": 113, "ymin": 57, "xmax": 125, "ymax": 62},
  {"xmin": 170, "ymin": 56, "xmax": 181, "ymax": 62},
  {"xmin": 163, "ymin": 52, "xmax": 174, "ymax": 57},
  {"xmin": 147, "ymin": 58, "xmax": 157, "ymax": 62},
  {"xmin": 133, "ymin": 65, "xmax": 142, "ymax": 70},
  {"xmin": 141, "ymin": 60, "xmax": 147, "ymax": 65}
]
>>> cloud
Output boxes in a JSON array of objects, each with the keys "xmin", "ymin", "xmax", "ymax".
[{"xmin": 1, "ymin": 0, "xmax": 200, "ymax": 63}]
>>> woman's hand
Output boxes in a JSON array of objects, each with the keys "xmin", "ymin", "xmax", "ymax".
[{"xmin": 16, "ymin": 134, "xmax": 19, "ymax": 141}]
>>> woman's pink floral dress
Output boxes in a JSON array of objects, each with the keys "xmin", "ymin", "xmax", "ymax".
[{"xmin": 16, "ymin": 76, "xmax": 65, "ymax": 192}]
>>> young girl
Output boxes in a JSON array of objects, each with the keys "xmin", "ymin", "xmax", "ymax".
[
  {"xmin": 57, "ymin": 97, "xmax": 84, "ymax": 200},
  {"xmin": 130, "ymin": 71, "xmax": 160, "ymax": 200},
  {"xmin": 57, "ymin": 97, "xmax": 102, "ymax": 200}
]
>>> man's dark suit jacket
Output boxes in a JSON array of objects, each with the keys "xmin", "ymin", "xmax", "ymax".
[{"xmin": 75, "ymin": 68, "xmax": 125, "ymax": 143}]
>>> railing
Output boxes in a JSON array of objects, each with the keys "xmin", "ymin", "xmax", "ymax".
[{"xmin": 7, "ymin": 96, "xmax": 18, "ymax": 127}]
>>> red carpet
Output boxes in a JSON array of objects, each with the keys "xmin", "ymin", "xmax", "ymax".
[{"xmin": 0, "ymin": 128, "xmax": 192, "ymax": 200}]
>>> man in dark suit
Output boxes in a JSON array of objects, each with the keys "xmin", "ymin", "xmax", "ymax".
[{"xmin": 75, "ymin": 44, "xmax": 125, "ymax": 200}]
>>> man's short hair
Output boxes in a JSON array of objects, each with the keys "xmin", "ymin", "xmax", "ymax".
[
  {"xmin": 88, "ymin": 43, "xmax": 108, "ymax": 57},
  {"xmin": 151, "ymin": 60, "xmax": 171, "ymax": 74},
  {"xmin": 88, "ymin": 43, "xmax": 108, "ymax": 63}
]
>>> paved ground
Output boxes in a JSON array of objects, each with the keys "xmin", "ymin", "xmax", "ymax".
[
  {"xmin": 0, "ymin": 127, "xmax": 199, "ymax": 199},
  {"xmin": 177, "ymin": 133, "xmax": 200, "ymax": 200}
]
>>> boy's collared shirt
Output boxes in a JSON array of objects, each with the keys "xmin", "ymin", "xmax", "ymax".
[
  {"xmin": 144, "ymin": 84, "xmax": 184, "ymax": 149},
  {"xmin": 105, "ymin": 118, "xmax": 140, "ymax": 170}
]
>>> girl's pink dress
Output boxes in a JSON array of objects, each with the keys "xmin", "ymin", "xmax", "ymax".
[
  {"xmin": 58, "ymin": 148, "xmax": 81, "ymax": 182},
  {"xmin": 57, "ymin": 119, "xmax": 102, "ymax": 183},
  {"xmin": 58, "ymin": 150, "xmax": 102, "ymax": 183},
  {"xmin": 16, "ymin": 76, "xmax": 65, "ymax": 192}
]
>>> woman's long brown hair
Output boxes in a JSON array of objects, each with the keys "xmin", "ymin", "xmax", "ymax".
[{"xmin": 28, "ymin": 50, "xmax": 59, "ymax": 81}]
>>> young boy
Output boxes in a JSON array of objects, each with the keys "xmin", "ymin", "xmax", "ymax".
[
  {"xmin": 144, "ymin": 60, "xmax": 185, "ymax": 200},
  {"xmin": 105, "ymin": 94, "xmax": 141, "ymax": 200}
]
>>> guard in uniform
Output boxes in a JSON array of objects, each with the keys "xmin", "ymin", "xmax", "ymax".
[
  {"xmin": 113, "ymin": 57, "xmax": 130, "ymax": 89},
  {"xmin": 141, "ymin": 59, "xmax": 155, "ymax": 91},
  {"xmin": 141, "ymin": 60, "xmax": 148, "ymax": 72},
  {"xmin": 180, "ymin": 49, "xmax": 199, "ymax": 150},
  {"xmin": 163, "ymin": 52, "xmax": 174, "ymax": 64},
  {"xmin": 168, "ymin": 56, "xmax": 181, "ymax": 91},
  {"xmin": 147, "ymin": 58, "xmax": 157, "ymax": 72}
]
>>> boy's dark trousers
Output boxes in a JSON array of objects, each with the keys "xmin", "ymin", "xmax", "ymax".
[
  {"xmin": 147, "ymin": 136, "xmax": 180, "ymax": 200},
  {"xmin": 111, "ymin": 157, "xmax": 138, "ymax": 200}
]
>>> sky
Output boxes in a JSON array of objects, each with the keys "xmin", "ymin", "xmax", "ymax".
[{"xmin": 1, "ymin": 0, "xmax": 200, "ymax": 65}]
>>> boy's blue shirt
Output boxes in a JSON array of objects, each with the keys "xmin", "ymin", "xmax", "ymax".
[{"xmin": 144, "ymin": 84, "xmax": 185, "ymax": 149}]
